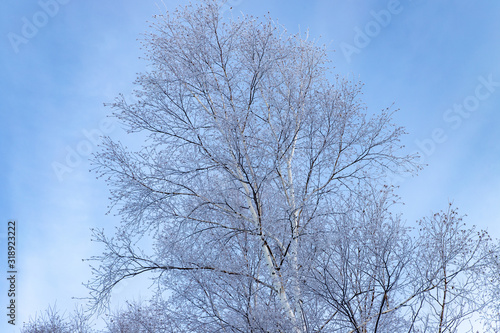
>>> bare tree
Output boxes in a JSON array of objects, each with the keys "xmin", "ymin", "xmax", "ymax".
[
  {"xmin": 306, "ymin": 185, "xmax": 415, "ymax": 332},
  {"xmin": 79, "ymin": 1, "xmax": 499, "ymax": 332},
  {"xmin": 410, "ymin": 205, "xmax": 497, "ymax": 333},
  {"xmin": 307, "ymin": 199, "xmax": 498, "ymax": 333},
  {"xmin": 103, "ymin": 300, "xmax": 177, "ymax": 333},
  {"xmin": 21, "ymin": 305, "xmax": 94, "ymax": 333}
]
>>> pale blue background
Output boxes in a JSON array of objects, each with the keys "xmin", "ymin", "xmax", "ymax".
[{"xmin": 1, "ymin": 0, "xmax": 500, "ymax": 331}]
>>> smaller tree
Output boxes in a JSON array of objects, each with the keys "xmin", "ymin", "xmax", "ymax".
[
  {"xmin": 480, "ymin": 239, "xmax": 500, "ymax": 331},
  {"xmin": 413, "ymin": 205, "xmax": 495, "ymax": 333},
  {"xmin": 21, "ymin": 305, "xmax": 94, "ymax": 333}
]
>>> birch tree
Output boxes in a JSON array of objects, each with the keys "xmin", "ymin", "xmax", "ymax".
[{"xmin": 83, "ymin": 1, "xmax": 499, "ymax": 332}]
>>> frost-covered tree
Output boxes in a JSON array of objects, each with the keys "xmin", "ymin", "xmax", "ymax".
[
  {"xmin": 21, "ymin": 305, "xmax": 93, "ymax": 333},
  {"xmin": 74, "ymin": 1, "xmax": 500, "ymax": 332}
]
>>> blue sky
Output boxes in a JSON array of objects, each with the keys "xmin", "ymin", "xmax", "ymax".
[{"xmin": 1, "ymin": 0, "xmax": 500, "ymax": 331}]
